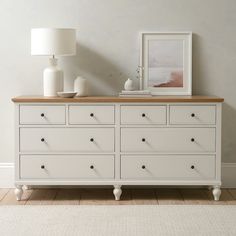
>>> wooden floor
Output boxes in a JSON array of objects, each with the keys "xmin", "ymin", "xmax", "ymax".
[{"xmin": 0, "ymin": 188, "xmax": 236, "ymax": 205}]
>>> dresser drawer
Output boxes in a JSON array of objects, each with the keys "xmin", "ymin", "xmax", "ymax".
[
  {"xmin": 69, "ymin": 105, "xmax": 115, "ymax": 124},
  {"xmin": 120, "ymin": 105, "xmax": 166, "ymax": 125},
  {"xmin": 121, "ymin": 128, "xmax": 215, "ymax": 153},
  {"xmin": 170, "ymin": 105, "xmax": 216, "ymax": 125},
  {"xmin": 20, "ymin": 128, "xmax": 114, "ymax": 152},
  {"xmin": 20, "ymin": 105, "xmax": 66, "ymax": 125},
  {"xmin": 20, "ymin": 155, "xmax": 114, "ymax": 179},
  {"xmin": 121, "ymin": 155, "xmax": 215, "ymax": 179}
]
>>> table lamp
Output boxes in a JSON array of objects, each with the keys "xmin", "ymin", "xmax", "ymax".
[{"xmin": 31, "ymin": 28, "xmax": 76, "ymax": 96}]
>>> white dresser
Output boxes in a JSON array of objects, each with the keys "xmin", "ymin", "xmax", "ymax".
[{"xmin": 12, "ymin": 96, "xmax": 224, "ymax": 201}]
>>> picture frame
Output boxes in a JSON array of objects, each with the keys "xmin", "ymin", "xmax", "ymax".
[{"xmin": 140, "ymin": 32, "xmax": 192, "ymax": 95}]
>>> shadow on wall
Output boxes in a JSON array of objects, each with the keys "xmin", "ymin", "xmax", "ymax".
[
  {"xmin": 62, "ymin": 43, "xmax": 127, "ymax": 95},
  {"xmin": 192, "ymin": 33, "xmax": 204, "ymax": 94},
  {"xmin": 222, "ymin": 103, "xmax": 236, "ymax": 162}
]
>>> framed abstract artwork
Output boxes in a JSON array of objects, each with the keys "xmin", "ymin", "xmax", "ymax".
[{"xmin": 140, "ymin": 32, "xmax": 192, "ymax": 95}]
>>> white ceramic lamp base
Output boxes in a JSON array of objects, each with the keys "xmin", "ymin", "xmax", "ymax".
[{"xmin": 43, "ymin": 58, "xmax": 63, "ymax": 97}]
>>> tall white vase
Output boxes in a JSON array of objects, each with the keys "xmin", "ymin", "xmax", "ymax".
[
  {"xmin": 43, "ymin": 58, "xmax": 63, "ymax": 96},
  {"xmin": 74, "ymin": 76, "xmax": 88, "ymax": 97}
]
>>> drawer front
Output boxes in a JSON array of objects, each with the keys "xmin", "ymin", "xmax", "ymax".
[
  {"xmin": 170, "ymin": 105, "xmax": 216, "ymax": 125},
  {"xmin": 120, "ymin": 105, "xmax": 166, "ymax": 125},
  {"xmin": 121, "ymin": 155, "xmax": 215, "ymax": 179},
  {"xmin": 20, "ymin": 105, "xmax": 66, "ymax": 125},
  {"xmin": 20, "ymin": 155, "xmax": 114, "ymax": 179},
  {"xmin": 20, "ymin": 128, "xmax": 114, "ymax": 152},
  {"xmin": 121, "ymin": 128, "xmax": 215, "ymax": 153},
  {"xmin": 69, "ymin": 105, "xmax": 115, "ymax": 124}
]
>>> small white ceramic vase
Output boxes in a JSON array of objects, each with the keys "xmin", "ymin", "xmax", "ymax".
[
  {"xmin": 74, "ymin": 76, "xmax": 88, "ymax": 97},
  {"xmin": 124, "ymin": 78, "xmax": 134, "ymax": 91}
]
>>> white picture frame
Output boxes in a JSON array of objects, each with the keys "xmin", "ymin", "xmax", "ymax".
[{"xmin": 140, "ymin": 32, "xmax": 192, "ymax": 95}]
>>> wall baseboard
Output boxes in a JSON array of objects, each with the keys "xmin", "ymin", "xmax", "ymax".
[
  {"xmin": 0, "ymin": 163, "xmax": 14, "ymax": 188},
  {"xmin": 1, "ymin": 163, "xmax": 236, "ymax": 188}
]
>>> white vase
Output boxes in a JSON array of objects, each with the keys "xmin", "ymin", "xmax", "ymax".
[
  {"xmin": 74, "ymin": 76, "xmax": 88, "ymax": 97},
  {"xmin": 124, "ymin": 78, "xmax": 134, "ymax": 91},
  {"xmin": 43, "ymin": 58, "xmax": 63, "ymax": 97}
]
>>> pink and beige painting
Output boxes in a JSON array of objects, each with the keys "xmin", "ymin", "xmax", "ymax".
[{"xmin": 148, "ymin": 40, "xmax": 184, "ymax": 88}]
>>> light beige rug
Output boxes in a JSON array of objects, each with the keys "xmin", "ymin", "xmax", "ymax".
[{"xmin": 0, "ymin": 205, "xmax": 236, "ymax": 236}]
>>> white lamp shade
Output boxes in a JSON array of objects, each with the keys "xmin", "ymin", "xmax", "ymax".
[{"xmin": 31, "ymin": 28, "xmax": 76, "ymax": 56}]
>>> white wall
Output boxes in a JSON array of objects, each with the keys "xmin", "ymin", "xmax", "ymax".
[{"xmin": 0, "ymin": 0, "xmax": 235, "ymax": 167}]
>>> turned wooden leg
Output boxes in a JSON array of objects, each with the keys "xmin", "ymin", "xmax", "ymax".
[
  {"xmin": 212, "ymin": 186, "xmax": 221, "ymax": 201},
  {"xmin": 15, "ymin": 185, "xmax": 23, "ymax": 201},
  {"xmin": 113, "ymin": 185, "xmax": 122, "ymax": 201}
]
